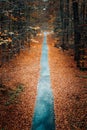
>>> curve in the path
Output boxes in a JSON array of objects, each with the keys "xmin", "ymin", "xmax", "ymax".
[{"xmin": 31, "ymin": 33, "xmax": 55, "ymax": 130}]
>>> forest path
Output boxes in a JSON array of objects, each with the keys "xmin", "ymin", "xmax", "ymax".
[
  {"xmin": 31, "ymin": 32, "xmax": 55, "ymax": 130},
  {"xmin": 0, "ymin": 33, "xmax": 87, "ymax": 130}
]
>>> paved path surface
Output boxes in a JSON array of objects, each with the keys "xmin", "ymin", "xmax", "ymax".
[{"xmin": 31, "ymin": 33, "xmax": 55, "ymax": 130}]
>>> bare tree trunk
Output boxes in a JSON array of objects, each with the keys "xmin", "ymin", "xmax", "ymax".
[
  {"xmin": 72, "ymin": 0, "xmax": 81, "ymax": 67},
  {"xmin": 66, "ymin": 0, "xmax": 69, "ymax": 46},
  {"xmin": 60, "ymin": 0, "xmax": 64, "ymax": 45}
]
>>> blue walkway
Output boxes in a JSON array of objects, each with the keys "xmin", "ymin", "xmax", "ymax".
[{"xmin": 31, "ymin": 32, "xmax": 55, "ymax": 130}]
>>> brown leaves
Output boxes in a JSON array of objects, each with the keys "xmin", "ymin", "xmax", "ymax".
[
  {"xmin": 0, "ymin": 36, "xmax": 43, "ymax": 130},
  {"xmin": 47, "ymin": 35, "xmax": 87, "ymax": 130}
]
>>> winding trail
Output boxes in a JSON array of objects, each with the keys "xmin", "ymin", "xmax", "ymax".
[{"xmin": 31, "ymin": 33, "xmax": 55, "ymax": 130}]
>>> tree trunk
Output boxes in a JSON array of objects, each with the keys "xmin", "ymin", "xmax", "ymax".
[{"xmin": 72, "ymin": 1, "xmax": 81, "ymax": 67}]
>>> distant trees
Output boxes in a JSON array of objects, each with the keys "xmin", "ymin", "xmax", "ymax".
[
  {"xmin": 0, "ymin": 0, "xmax": 30, "ymax": 66},
  {"xmin": 0, "ymin": 0, "xmax": 87, "ymax": 69},
  {"xmin": 53, "ymin": 0, "xmax": 87, "ymax": 69},
  {"xmin": 0, "ymin": 0, "xmax": 30, "ymax": 34}
]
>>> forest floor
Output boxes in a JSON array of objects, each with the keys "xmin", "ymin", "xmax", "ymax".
[
  {"xmin": 0, "ymin": 35, "xmax": 43, "ymax": 130},
  {"xmin": 0, "ymin": 33, "xmax": 87, "ymax": 130},
  {"xmin": 48, "ymin": 34, "xmax": 87, "ymax": 130}
]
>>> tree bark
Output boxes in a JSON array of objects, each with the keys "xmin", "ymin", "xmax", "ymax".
[{"xmin": 72, "ymin": 0, "xmax": 81, "ymax": 67}]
